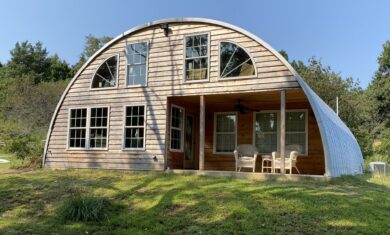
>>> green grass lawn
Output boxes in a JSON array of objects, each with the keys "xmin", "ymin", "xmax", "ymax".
[
  {"xmin": 0, "ymin": 153, "xmax": 12, "ymax": 170},
  {"xmin": 0, "ymin": 169, "xmax": 389, "ymax": 234}
]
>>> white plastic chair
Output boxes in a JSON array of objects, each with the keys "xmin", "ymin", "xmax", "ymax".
[
  {"xmin": 272, "ymin": 151, "xmax": 300, "ymax": 174},
  {"xmin": 233, "ymin": 145, "xmax": 258, "ymax": 172}
]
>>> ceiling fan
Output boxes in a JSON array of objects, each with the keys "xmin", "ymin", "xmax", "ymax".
[{"xmin": 234, "ymin": 100, "xmax": 259, "ymax": 114}]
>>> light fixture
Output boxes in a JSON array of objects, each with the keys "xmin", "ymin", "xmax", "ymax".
[{"xmin": 160, "ymin": 23, "xmax": 171, "ymax": 37}]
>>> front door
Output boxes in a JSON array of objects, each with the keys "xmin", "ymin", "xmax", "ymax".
[{"xmin": 184, "ymin": 114, "xmax": 195, "ymax": 169}]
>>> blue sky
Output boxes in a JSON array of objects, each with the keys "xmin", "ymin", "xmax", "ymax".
[{"xmin": 1, "ymin": 0, "xmax": 389, "ymax": 88}]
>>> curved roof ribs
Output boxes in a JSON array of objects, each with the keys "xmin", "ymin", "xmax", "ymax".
[{"xmin": 42, "ymin": 18, "xmax": 364, "ymax": 177}]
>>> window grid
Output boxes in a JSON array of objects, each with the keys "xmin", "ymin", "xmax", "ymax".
[
  {"xmin": 214, "ymin": 113, "xmax": 237, "ymax": 153},
  {"xmin": 89, "ymin": 107, "xmax": 108, "ymax": 149},
  {"xmin": 69, "ymin": 108, "xmax": 87, "ymax": 148},
  {"xmin": 126, "ymin": 42, "xmax": 148, "ymax": 86},
  {"xmin": 184, "ymin": 34, "xmax": 209, "ymax": 81},
  {"xmin": 124, "ymin": 105, "xmax": 146, "ymax": 150},
  {"xmin": 170, "ymin": 106, "xmax": 184, "ymax": 151},
  {"xmin": 253, "ymin": 110, "xmax": 307, "ymax": 155},
  {"xmin": 254, "ymin": 112, "xmax": 278, "ymax": 154}
]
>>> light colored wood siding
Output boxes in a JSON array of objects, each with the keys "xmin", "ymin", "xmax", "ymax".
[{"xmin": 46, "ymin": 22, "xmax": 297, "ymax": 170}]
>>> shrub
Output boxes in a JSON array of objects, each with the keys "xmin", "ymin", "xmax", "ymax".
[
  {"xmin": 58, "ymin": 196, "xmax": 112, "ymax": 222},
  {"xmin": 5, "ymin": 134, "xmax": 43, "ymax": 161},
  {"xmin": 374, "ymin": 138, "xmax": 390, "ymax": 157}
]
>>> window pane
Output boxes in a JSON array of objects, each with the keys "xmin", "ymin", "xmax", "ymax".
[
  {"xmin": 91, "ymin": 56, "xmax": 117, "ymax": 88},
  {"xmin": 255, "ymin": 112, "xmax": 278, "ymax": 153},
  {"xmin": 286, "ymin": 112, "xmax": 306, "ymax": 132},
  {"xmin": 185, "ymin": 34, "xmax": 208, "ymax": 81},
  {"xmin": 215, "ymin": 114, "xmax": 236, "ymax": 153},
  {"xmin": 216, "ymin": 114, "xmax": 236, "ymax": 132},
  {"xmin": 220, "ymin": 42, "xmax": 255, "ymax": 78},
  {"xmin": 286, "ymin": 133, "xmax": 306, "ymax": 154},
  {"xmin": 126, "ymin": 42, "xmax": 148, "ymax": 86},
  {"xmin": 124, "ymin": 106, "xmax": 145, "ymax": 149}
]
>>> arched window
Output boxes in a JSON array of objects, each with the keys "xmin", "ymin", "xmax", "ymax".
[
  {"xmin": 91, "ymin": 55, "xmax": 118, "ymax": 88},
  {"xmin": 219, "ymin": 42, "xmax": 256, "ymax": 79}
]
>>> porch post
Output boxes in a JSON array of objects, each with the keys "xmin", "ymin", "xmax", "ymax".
[
  {"xmin": 280, "ymin": 90, "xmax": 286, "ymax": 174},
  {"xmin": 199, "ymin": 95, "xmax": 205, "ymax": 170}
]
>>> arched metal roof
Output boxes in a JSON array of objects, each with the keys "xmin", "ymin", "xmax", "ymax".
[{"xmin": 43, "ymin": 18, "xmax": 364, "ymax": 176}]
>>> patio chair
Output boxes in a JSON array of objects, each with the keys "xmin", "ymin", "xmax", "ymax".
[
  {"xmin": 272, "ymin": 151, "xmax": 300, "ymax": 174},
  {"xmin": 233, "ymin": 144, "xmax": 258, "ymax": 172}
]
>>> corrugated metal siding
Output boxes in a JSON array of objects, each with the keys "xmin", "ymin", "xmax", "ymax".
[{"xmin": 295, "ymin": 75, "xmax": 364, "ymax": 177}]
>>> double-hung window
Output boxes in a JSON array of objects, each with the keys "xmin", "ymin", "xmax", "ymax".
[
  {"xmin": 214, "ymin": 113, "xmax": 237, "ymax": 153},
  {"xmin": 68, "ymin": 107, "xmax": 109, "ymax": 149},
  {"xmin": 286, "ymin": 111, "xmax": 307, "ymax": 154},
  {"xmin": 124, "ymin": 105, "xmax": 146, "ymax": 150},
  {"xmin": 69, "ymin": 108, "xmax": 87, "ymax": 148},
  {"xmin": 254, "ymin": 112, "xmax": 278, "ymax": 154},
  {"xmin": 89, "ymin": 107, "xmax": 108, "ymax": 149},
  {"xmin": 254, "ymin": 110, "xmax": 307, "ymax": 155},
  {"xmin": 170, "ymin": 106, "xmax": 184, "ymax": 151},
  {"xmin": 126, "ymin": 42, "xmax": 148, "ymax": 86},
  {"xmin": 184, "ymin": 34, "xmax": 209, "ymax": 81}
]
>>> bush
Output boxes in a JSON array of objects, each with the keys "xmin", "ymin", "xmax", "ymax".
[
  {"xmin": 374, "ymin": 138, "xmax": 390, "ymax": 157},
  {"xmin": 58, "ymin": 196, "xmax": 112, "ymax": 222},
  {"xmin": 5, "ymin": 134, "xmax": 43, "ymax": 161}
]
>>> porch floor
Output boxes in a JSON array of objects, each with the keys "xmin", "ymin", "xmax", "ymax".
[{"xmin": 165, "ymin": 169, "xmax": 329, "ymax": 181}]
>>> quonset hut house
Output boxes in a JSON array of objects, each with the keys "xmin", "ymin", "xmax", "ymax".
[{"xmin": 43, "ymin": 18, "xmax": 364, "ymax": 177}]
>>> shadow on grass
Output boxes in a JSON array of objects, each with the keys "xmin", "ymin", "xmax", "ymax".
[{"xmin": 1, "ymin": 170, "xmax": 390, "ymax": 234}]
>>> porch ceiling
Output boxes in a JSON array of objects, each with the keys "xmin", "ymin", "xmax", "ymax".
[{"xmin": 168, "ymin": 89, "xmax": 308, "ymax": 105}]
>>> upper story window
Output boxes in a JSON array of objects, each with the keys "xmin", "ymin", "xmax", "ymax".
[
  {"xmin": 219, "ymin": 42, "xmax": 255, "ymax": 79},
  {"xmin": 91, "ymin": 55, "xmax": 118, "ymax": 88},
  {"xmin": 184, "ymin": 34, "xmax": 209, "ymax": 81},
  {"xmin": 126, "ymin": 42, "xmax": 148, "ymax": 86}
]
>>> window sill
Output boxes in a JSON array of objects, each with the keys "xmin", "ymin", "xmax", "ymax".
[
  {"xmin": 66, "ymin": 148, "xmax": 109, "ymax": 152},
  {"xmin": 122, "ymin": 148, "xmax": 146, "ymax": 152},
  {"xmin": 183, "ymin": 79, "xmax": 209, "ymax": 84},
  {"xmin": 89, "ymin": 87, "xmax": 118, "ymax": 91},
  {"xmin": 217, "ymin": 75, "xmax": 257, "ymax": 81},
  {"xmin": 125, "ymin": 84, "xmax": 148, "ymax": 88}
]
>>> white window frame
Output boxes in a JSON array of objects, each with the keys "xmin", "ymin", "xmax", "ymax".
[
  {"xmin": 252, "ymin": 110, "xmax": 280, "ymax": 155},
  {"xmin": 170, "ymin": 105, "xmax": 185, "ymax": 152},
  {"xmin": 218, "ymin": 40, "xmax": 257, "ymax": 81},
  {"xmin": 122, "ymin": 104, "xmax": 147, "ymax": 151},
  {"xmin": 90, "ymin": 54, "xmax": 119, "ymax": 90},
  {"xmin": 183, "ymin": 32, "xmax": 211, "ymax": 83},
  {"xmin": 285, "ymin": 109, "xmax": 308, "ymax": 156},
  {"xmin": 125, "ymin": 41, "xmax": 149, "ymax": 88},
  {"xmin": 67, "ymin": 106, "xmax": 110, "ymax": 151},
  {"xmin": 213, "ymin": 112, "xmax": 237, "ymax": 154},
  {"xmin": 252, "ymin": 109, "xmax": 308, "ymax": 156},
  {"xmin": 88, "ymin": 107, "xmax": 110, "ymax": 150}
]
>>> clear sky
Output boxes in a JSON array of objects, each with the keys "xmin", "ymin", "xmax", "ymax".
[{"xmin": 1, "ymin": 0, "xmax": 389, "ymax": 88}]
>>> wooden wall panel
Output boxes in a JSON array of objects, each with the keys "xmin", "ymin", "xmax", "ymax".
[{"xmin": 167, "ymin": 90, "xmax": 325, "ymax": 175}]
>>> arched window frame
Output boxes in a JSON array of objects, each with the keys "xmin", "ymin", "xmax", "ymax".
[
  {"xmin": 90, "ymin": 54, "xmax": 119, "ymax": 90},
  {"xmin": 218, "ymin": 40, "xmax": 257, "ymax": 80}
]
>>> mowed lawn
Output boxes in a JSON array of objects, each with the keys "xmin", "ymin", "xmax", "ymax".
[{"xmin": 0, "ymin": 169, "xmax": 390, "ymax": 234}]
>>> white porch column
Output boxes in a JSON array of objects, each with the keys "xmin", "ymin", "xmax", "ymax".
[
  {"xmin": 280, "ymin": 90, "xmax": 286, "ymax": 174},
  {"xmin": 199, "ymin": 95, "xmax": 205, "ymax": 170}
]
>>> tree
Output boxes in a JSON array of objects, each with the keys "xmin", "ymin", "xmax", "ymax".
[
  {"xmin": 70, "ymin": 35, "xmax": 113, "ymax": 76},
  {"xmin": 7, "ymin": 41, "xmax": 50, "ymax": 83},
  {"xmin": 290, "ymin": 56, "xmax": 372, "ymax": 155},
  {"xmin": 366, "ymin": 41, "xmax": 390, "ymax": 138},
  {"xmin": 47, "ymin": 54, "xmax": 71, "ymax": 81}
]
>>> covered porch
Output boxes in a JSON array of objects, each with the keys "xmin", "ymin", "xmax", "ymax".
[{"xmin": 166, "ymin": 89, "xmax": 325, "ymax": 175}]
